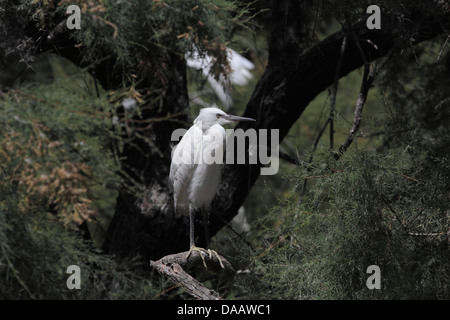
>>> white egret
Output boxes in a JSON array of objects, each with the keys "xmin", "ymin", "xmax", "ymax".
[
  {"xmin": 169, "ymin": 106, "xmax": 255, "ymax": 266},
  {"xmin": 185, "ymin": 47, "xmax": 255, "ymax": 109}
]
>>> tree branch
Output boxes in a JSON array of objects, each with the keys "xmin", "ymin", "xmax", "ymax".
[
  {"xmin": 330, "ymin": 35, "xmax": 348, "ymax": 150},
  {"xmin": 335, "ymin": 47, "xmax": 394, "ymax": 160},
  {"xmin": 150, "ymin": 251, "xmax": 234, "ymax": 300}
]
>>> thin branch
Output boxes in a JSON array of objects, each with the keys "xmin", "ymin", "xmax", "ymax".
[
  {"xmin": 437, "ymin": 34, "xmax": 449, "ymax": 60},
  {"xmin": 0, "ymin": 241, "xmax": 35, "ymax": 299},
  {"xmin": 335, "ymin": 46, "xmax": 394, "ymax": 160},
  {"xmin": 330, "ymin": 36, "xmax": 348, "ymax": 150},
  {"xmin": 278, "ymin": 150, "xmax": 302, "ymax": 166},
  {"xmin": 92, "ymin": 15, "xmax": 119, "ymax": 39},
  {"xmin": 301, "ymin": 117, "xmax": 330, "ymax": 196},
  {"xmin": 408, "ymin": 232, "xmax": 446, "ymax": 237},
  {"xmin": 375, "ymin": 190, "xmax": 411, "ymax": 236},
  {"xmin": 217, "ymin": 215, "xmax": 254, "ymax": 250}
]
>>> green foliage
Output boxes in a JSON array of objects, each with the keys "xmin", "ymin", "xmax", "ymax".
[
  {"xmin": 232, "ymin": 141, "xmax": 449, "ymax": 299},
  {"xmin": 0, "ymin": 59, "xmax": 162, "ymax": 299},
  {"xmin": 54, "ymin": 0, "xmax": 251, "ymax": 87},
  {"xmin": 230, "ymin": 43, "xmax": 450, "ymax": 300},
  {"xmin": 0, "ymin": 205, "xmax": 160, "ymax": 299},
  {"xmin": 1, "ymin": 0, "xmax": 254, "ymax": 300}
]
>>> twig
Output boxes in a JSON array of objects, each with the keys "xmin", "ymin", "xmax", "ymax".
[
  {"xmin": 0, "ymin": 241, "xmax": 35, "ymax": 299},
  {"xmin": 301, "ymin": 117, "xmax": 330, "ymax": 196},
  {"xmin": 154, "ymin": 283, "xmax": 182, "ymax": 299},
  {"xmin": 150, "ymin": 250, "xmax": 234, "ymax": 300},
  {"xmin": 216, "ymin": 215, "xmax": 254, "ymax": 250},
  {"xmin": 375, "ymin": 190, "xmax": 411, "ymax": 236},
  {"xmin": 335, "ymin": 46, "xmax": 394, "ymax": 160},
  {"xmin": 330, "ymin": 36, "xmax": 348, "ymax": 150},
  {"xmin": 256, "ymin": 235, "xmax": 287, "ymax": 259},
  {"xmin": 408, "ymin": 232, "xmax": 446, "ymax": 237},
  {"xmin": 92, "ymin": 15, "xmax": 118, "ymax": 39},
  {"xmin": 437, "ymin": 35, "xmax": 449, "ymax": 60},
  {"xmin": 278, "ymin": 150, "xmax": 302, "ymax": 166}
]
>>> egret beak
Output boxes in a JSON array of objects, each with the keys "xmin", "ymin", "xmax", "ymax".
[{"xmin": 224, "ymin": 114, "xmax": 256, "ymax": 122}]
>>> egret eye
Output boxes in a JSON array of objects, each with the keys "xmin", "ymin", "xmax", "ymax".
[{"xmin": 216, "ymin": 113, "xmax": 221, "ymax": 119}]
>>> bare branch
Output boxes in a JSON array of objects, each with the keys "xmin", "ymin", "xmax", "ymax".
[
  {"xmin": 330, "ymin": 36, "xmax": 348, "ymax": 150},
  {"xmin": 335, "ymin": 47, "xmax": 394, "ymax": 160},
  {"xmin": 278, "ymin": 150, "xmax": 302, "ymax": 166},
  {"xmin": 150, "ymin": 250, "xmax": 234, "ymax": 300},
  {"xmin": 408, "ymin": 232, "xmax": 447, "ymax": 237},
  {"xmin": 437, "ymin": 35, "xmax": 449, "ymax": 61},
  {"xmin": 300, "ymin": 117, "xmax": 330, "ymax": 197}
]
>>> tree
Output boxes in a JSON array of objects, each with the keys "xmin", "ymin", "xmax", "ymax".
[{"xmin": 1, "ymin": 0, "xmax": 449, "ymax": 299}]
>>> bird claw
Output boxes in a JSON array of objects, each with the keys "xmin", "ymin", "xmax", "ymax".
[
  {"xmin": 207, "ymin": 248, "xmax": 225, "ymax": 269},
  {"xmin": 186, "ymin": 245, "xmax": 225, "ymax": 269},
  {"xmin": 186, "ymin": 245, "xmax": 208, "ymax": 268}
]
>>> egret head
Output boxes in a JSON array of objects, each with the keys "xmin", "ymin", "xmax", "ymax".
[{"xmin": 194, "ymin": 107, "xmax": 256, "ymax": 130}]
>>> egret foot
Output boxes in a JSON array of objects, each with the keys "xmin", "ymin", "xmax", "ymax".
[
  {"xmin": 186, "ymin": 245, "xmax": 225, "ymax": 269},
  {"xmin": 206, "ymin": 248, "xmax": 225, "ymax": 269}
]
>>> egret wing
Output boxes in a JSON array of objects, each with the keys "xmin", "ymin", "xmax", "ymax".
[
  {"xmin": 187, "ymin": 124, "xmax": 225, "ymax": 209},
  {"xmin": 169, "ymin": 125, "xmax": 203, "ymax": 215}
]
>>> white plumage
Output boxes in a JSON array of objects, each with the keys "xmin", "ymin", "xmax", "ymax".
[
  {"xmin": 169, "ymin": 107, "xmax": 255, "ymax": 250},
  {"xmin": 185, "ymin": 47, "xmax": 255, "ymax": 109},
  {"xmin": 170, "ymin": 114, "xmax": 224, "ymax": 215}
]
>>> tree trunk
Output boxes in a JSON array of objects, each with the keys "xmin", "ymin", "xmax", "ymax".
[{"xmin": 102, "ymin": 52, "xmax": 191, "ymax": 260}]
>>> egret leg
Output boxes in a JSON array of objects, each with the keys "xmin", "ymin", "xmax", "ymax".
[
  {"xmin": 186, "ymin": 206, "xmax": 224, "ymax": 268},
  {"xmin": 201, "ymin": 210, "xmax": 223, "ymax": 267},
  {"xmin": 189, "ymin": 205, "xmax": 195, "ymax": 248},
  {"xmin": 202, "ymin": 210, "xmax": 224, "ymax": 268},
  {"xmin": 203, "ymin": 209, "xmax": 210, "ymax": 247},
  {"xmin": 186, "ymin": 205, "xmax": 207, "ymax": 267}
]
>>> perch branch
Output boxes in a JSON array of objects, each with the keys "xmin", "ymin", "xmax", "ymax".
[{"xmin": 150, "ymin": 250, "xmax": 234, "ymax": 300}]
